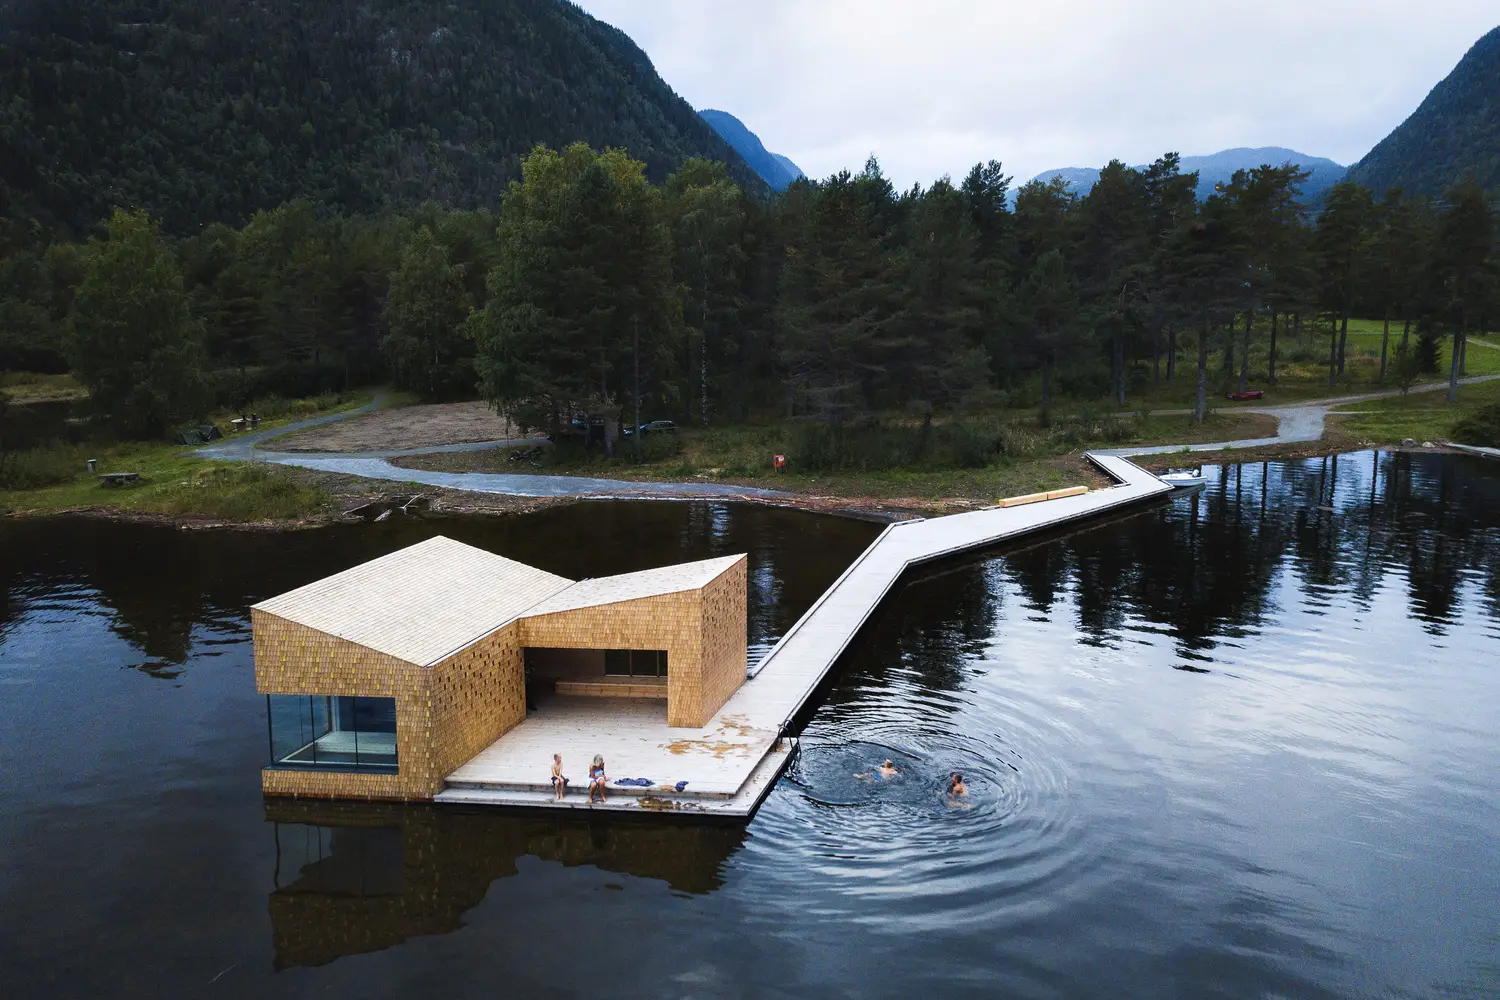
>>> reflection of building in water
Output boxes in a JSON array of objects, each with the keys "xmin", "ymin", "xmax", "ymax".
[{"xmin": 266, "ymin": 799, "xmax": 744, "ymax": 969}]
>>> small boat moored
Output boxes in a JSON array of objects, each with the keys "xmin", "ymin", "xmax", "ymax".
[{"xmin": 1158, "ymin": 469, "xmax": 1208, "ymax": 489}]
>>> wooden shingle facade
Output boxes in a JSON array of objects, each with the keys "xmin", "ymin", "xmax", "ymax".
[{"xmin": 253, "ymin": 537, "xmax": 747, "ymax": 802}]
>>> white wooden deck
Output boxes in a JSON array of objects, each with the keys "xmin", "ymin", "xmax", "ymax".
[{"xmin": 436, "ymin": 454, "xmax": 1170, "ymax": 818}]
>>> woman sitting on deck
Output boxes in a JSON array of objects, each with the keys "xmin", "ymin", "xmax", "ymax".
[{"xmin": 588, "ymin": 754, "xmax": 608, "ymax": 804}]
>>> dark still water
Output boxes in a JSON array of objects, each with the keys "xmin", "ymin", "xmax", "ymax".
[{"xmin": 3, "ymin": 453, "xmax": 1499, "ymax": 999}]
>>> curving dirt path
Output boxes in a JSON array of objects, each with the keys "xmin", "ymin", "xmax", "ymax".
[
  {"xmin": 202, "ymin": 376, "xmax": 1500, "ymax": 500},
  {"xmin": 199, "ymin": 397, "xmax": 787, "ymax": 500},
  {"xmin": 1099, "ymin": 375, "xmax": 1500, "ymax": 458}
]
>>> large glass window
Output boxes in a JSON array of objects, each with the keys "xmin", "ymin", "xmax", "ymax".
[
  {"xmin": 603, "ymin": 649, "xmax": 668, "ymax": 678},
  {"xmin": 267, "ymin": 695, "xmax": 398, "ymax": 771}
]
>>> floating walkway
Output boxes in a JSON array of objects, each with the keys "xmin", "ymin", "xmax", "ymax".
[{"xmin": 434, "ymin": 453, "xmax": 1171, "ymax": 818}]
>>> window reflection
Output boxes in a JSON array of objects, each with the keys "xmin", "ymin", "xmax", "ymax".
[{"xmin": 267, "ymin": 695, "xmax": 398, "ymax": 771}]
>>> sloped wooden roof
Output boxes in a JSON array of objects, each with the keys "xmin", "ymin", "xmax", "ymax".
[
  {"xmin": 252, "ymin": 536, "xmax": 574, "ymax": 665},
  {"xmin": 522, "ymin": 554, "xmax": 745, "ymax": 618}
]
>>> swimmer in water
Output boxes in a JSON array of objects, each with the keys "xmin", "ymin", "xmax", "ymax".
[
  {"xmin": 946, "ymin": 772, "xmax": 969, "ymax": 799},
  {"xmin": 855, "ymin": 759, "xmax": 902, "ymax": 781}
]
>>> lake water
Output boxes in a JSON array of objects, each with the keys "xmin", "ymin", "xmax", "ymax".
[{"xmin": 2, "ymin": 452, "xmax": 1498, "ymax": 999}]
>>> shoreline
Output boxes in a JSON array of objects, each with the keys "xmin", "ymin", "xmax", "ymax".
[
  {"xmin": 5, "ymin": 437, "xmax": 1474, "ymax": 532},
  {"xmin": 7, "ymin": 377, "xmax": 1495, "ymax": 531}
]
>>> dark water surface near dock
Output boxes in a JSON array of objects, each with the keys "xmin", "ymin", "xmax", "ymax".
[{"xmin": 2, "ymin": 452, "xmax": 1499, "ymax": 999}]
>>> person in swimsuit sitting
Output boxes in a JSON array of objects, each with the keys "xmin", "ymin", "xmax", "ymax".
[
  {"xmin": 588, "ymin": 754, "xmax": 608, "ymax": 804},
  {"xmin": 550, "ymin": 753, "xmax": 567, "ymax": 801}
]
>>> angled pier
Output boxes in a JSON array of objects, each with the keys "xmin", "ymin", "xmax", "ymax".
[{"xmin": 434, "ymin": 453, "xmax": 1170, "ymax": 817}]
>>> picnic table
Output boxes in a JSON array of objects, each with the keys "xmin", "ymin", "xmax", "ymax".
[{"xmin": 98, "ymin": 472, "xmax": 142, "ymax": 487}]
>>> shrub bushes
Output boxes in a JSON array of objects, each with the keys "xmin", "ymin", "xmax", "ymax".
[
  {"xmin": 1451, "ymin": 402, "xmax": 1500, "ymax": 447},
  {"xmin": 771, "ymin": 411, "xmax": 1138, "ymax": 474},
  {"xmin": 160, "ymin": 464, "xmax": 328, "ymax": 520},
  {"xmin": 0, "ymin": 444, "xmax": 80, "ymax": 490}
]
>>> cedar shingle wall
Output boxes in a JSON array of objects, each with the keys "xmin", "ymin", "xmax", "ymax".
[
  {"xmin": 427, "ymin": 625, "xmax": 527, "ymax": 780},
  {"xmin": 253, "ymin": 612, "xmax": 529, "ymax": 801},
  {"xmin": 698, "ymin": 556, "xmax": 749, "ymax": 724},
  {"xmin": 516, "ymin": 555, "xmax": 748, "ymax": 728},
  {"xmin": 253, "ymin": 609, "xmax": 440, "ymax": 800}
]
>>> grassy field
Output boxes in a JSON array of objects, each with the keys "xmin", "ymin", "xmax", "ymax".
[
  {"xmin": 1329, "ymin": 378, "xmax": 1500, "ymax": 446},
  {"xmin": 0, "ymin": 371, "xmax": 89, "ymax": 403},
  {"xmin": 0, "ymin": 391, "xmax": 374, "ymax": 521},
  {"xmin": 1117, "ymin": 321, "xmax": 1500, "ymax": 412}
]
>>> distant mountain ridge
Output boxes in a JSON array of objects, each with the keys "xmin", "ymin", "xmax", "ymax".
[
  {"xmin": 1031, "ymin": 147, "xmax": 1347, "ymax": 204},
  {"xmin": 699, "ymin": 109, "xmax": 805, "ymax": 190},
  {"xmin": 1347, "ymin": 26, "xmax": 1500, "ymax": 197}
]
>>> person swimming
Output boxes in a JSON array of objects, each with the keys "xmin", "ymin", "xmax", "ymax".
[
  {"xmin": 855, "ymin": 759, "xmax": 902, "ymax": 782},
  {"xmin": 946, "ymin": 772, "xmax": 969, "ymax": 798}
]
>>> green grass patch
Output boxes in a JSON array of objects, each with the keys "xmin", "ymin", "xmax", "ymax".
[
  {"xmin": 0, "ymin": 439, "xmax": 330, "ymax": 520},
  {"xmin": 207, "ymin": 389, "xmax": 376, "ymax": 432},
  {"xmin": 0, "ymin": 371, "xmax": 88, "ymax": 403},
  {"xmin": 0, "ymin": 388, "xmax": 378, "ymax": 519},
  {"xmin": 1331, "ymin": 379, "xmax": 1500, "ymax": 445}
]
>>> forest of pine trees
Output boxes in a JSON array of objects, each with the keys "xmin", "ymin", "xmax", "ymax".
[{"xmin": 1, "ymin": 143, "xmax": 1497, "ymax": 456}]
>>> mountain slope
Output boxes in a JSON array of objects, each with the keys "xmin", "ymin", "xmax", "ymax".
[
  {"xmin": 0, "ymin": 0, "xmax": 767, "ymax": 239},
  {"xmin": 770, "ymin": 154, "xmax": 806, "ymax": 184},
  {"xmin": 699, "ymin": 110, "xmax": 804, "ymax": 190},
  {"xmin": 1347, "ymin": 26, "xmax": 1500, "ymax": 197},
  {"xmin": 1032, "ymin": 148, "xmax": 1346, "ymax": 204}
]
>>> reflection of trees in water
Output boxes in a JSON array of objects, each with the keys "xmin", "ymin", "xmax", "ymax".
[
  {"xmin": 0, "ymin": 503, "xmax": 877, "ymax": 679},
  {"xmin": 1005, "ymin": 452, "xmax": 1500, "ymax": 658},
  {"xmin": 264, "ymin": 799, "xmax": 744, "ymax": 970},
  {"xmin": 815, "ymin": 561, "xmax": 1000, "ymax": 716},
  {"xmin": 2, "ymin": 456, "xmax": 1490, "ymax": 677}
]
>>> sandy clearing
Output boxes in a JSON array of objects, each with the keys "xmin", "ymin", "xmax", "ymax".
[{"xmin": 274, "ymin": 400, "xmax": 521, "ymax": 452}]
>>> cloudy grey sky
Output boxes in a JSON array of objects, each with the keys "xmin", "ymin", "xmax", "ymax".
[{"xmin": 577, "ymin": 1, "xmax": 1497, "ymax": 189}]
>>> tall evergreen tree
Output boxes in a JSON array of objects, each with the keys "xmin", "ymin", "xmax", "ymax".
[
  {"xmin": 472, "ymin": 144, "xmax": 677, "ymax": 444},
  {"xmin": 665, "ymin": 159, "xmax": 750, "ymax": 426},
  {"xmin": 1362, "ymin": 189, "xmax": 1430, "ymax": 381},
  {"xmin": 1140, "ymin": 154, "xmax": 1200, "ymax": 385},
  {"xmin": 68, "ymin": 208, "xmax": 206, "ymax": 438},
  {"xmin": 1429, "ymin": 179, "xmax": 1496, "ymax": 402},
  {"xmin": 383, "ymin": 226, "xmax": 472, "ymax": 399},
  {"xmin": 1078, "ymin": 160, "xmax": 1147, "ymax": 406},
  {"xmin": 1018, "ymin": 249, "xmax": 1080, "ymax": 419},
  {"xmin": 1316, "ymin": 181, "xmax": 1375, "ymax": 385},
  {"xmin": 891, "ymin": 178, "xmax": 992, "ymax": 438},
  {"xmin": 778, "ymin": 158, "xmax": 901, "ymax": 433}
]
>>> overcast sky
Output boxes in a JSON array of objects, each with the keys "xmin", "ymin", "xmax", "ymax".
[{"xmin": 576, "ymin": 1, "xmax": 1497, "ymax": 189}]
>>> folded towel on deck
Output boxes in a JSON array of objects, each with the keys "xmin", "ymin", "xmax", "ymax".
[
  {"xmin": 674, "ymin": 780, "xmax": 688, "ymax": 792},
  {"xmin": 613, "ymin": 777, "xmax": 654, "ymax": 787}
]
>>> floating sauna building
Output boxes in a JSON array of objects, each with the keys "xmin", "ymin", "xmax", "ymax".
[{"xmin": 254, "ymin": 536, "xmax": 747, "ymax": 803}]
